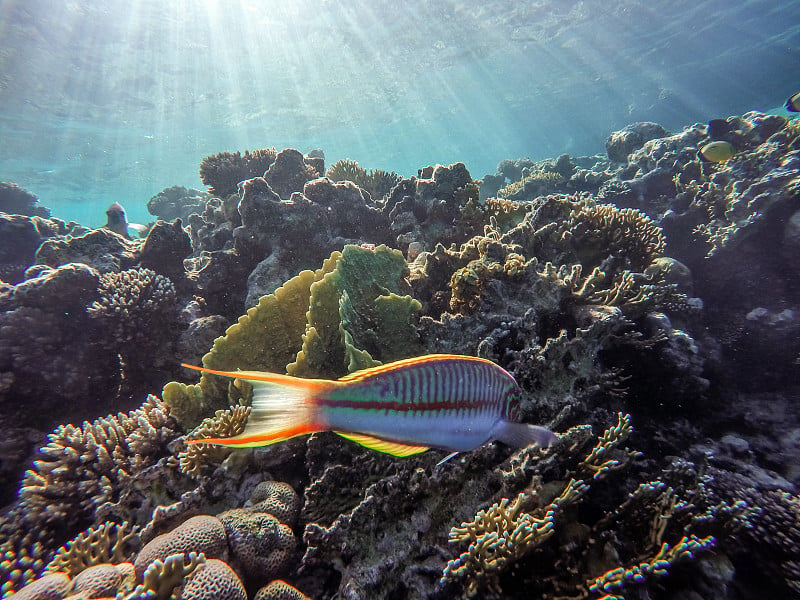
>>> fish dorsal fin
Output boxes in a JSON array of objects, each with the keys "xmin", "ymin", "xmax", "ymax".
[
  {"xmin": 335, "ymin": 432, "xmax": 429, "ymax": 456},
  {"xmin": 337, "ymin": 353, "xmax": 496, "ymax": 383}
]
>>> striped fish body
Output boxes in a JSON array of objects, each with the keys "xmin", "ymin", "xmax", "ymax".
[
  {"xmin": 183, "ymin": 354, "xmax": 557, "ymax": 456},
  {"xmin": 322, "ymin": 356, "xmax": 520, "ymax": 452}
]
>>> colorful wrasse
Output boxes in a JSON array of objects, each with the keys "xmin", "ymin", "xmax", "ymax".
[{"xmin": 182, "ymin": 354, "xmax": 557, "ymax": 457}]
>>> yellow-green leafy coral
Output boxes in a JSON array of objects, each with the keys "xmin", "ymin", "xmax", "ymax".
[
  {"xmin": 288, "ymin": 244, "xmax": 422, "ymax": 378},
  {"xmin": 163, "ymin": 254, "xmax": 338, "ymax": 429},
  {"xmin": 164, "ymin": 245, "xmax": 422, "ymax": 428}
]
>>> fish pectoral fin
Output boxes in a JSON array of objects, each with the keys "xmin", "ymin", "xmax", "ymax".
[
  {"xmin": 491, "ymin": 420, "xmax": 559, "ymax": 449},
  {"xmin": 334, "ymin": 432, "xmax": 429, "ymax": 456}
]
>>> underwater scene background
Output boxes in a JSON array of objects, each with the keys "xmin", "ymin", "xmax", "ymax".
[{"xmin": 1, "ymin": 1, "xmax": 800, "ymax": 599}]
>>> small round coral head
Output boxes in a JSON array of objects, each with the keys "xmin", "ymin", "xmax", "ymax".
[
  {"xmin": 697, "ymin": 140, "xmax": 735, "ymax": 163},
  {"xmin": 785, "ymin": 91, "xmax": 800, "ymax": 112}
]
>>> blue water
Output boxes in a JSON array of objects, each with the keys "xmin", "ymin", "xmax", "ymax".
[{"xmin": 1, "ymin": 0, "xmax": 798, "ymax": 226}]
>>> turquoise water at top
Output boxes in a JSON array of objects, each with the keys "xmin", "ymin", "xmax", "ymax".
[{"xmin": 0, "ymin": 0, "xmax": 798, "ymax": 227}]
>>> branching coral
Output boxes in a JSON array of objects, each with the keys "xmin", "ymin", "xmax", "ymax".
[
  {"xmin": 88, "ymin": 267, "xmax": 179, "ymax": 371},
  {"xmin": 0, "ymin": 396, "xmax": 178, "ymax": 595},
  {"xmin": 125, "ymin": 552, "xmax": 207, "ymax": 600},
  {"xmin": 44, "ymin": 521, "xmax": 139, "ymax": 577},
  {"xmin": 563, "ymin": 203, "xmax": 666, "ymax": 272},
  {"xmin": 179, "ymin": 405, "xmax": 252, "ymax": 477},
  {"xmin": 199, "ymin": 148, "xmax": 277, "ymax": 197},
  {"xmin": 442, "ymin": 413, "xmax": 636, "ymax": 587},
  {"xmin": 325, "ymin": 158, "xmax": 401, "ymax": 201}
]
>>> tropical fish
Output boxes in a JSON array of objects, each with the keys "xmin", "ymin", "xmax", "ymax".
[
  {"xmin": 697, "ymin": 140, "xmax": 736, "ymax": 163},
  {"xmin": 104, "ymin": 202, "xmax": 149, "ymax": 239},
  {"xmin": 182, "ymin": 354, "xmax": 558, "ymax": 456},
  {"xmin": 785, "ymin": 91, "xmax": 800, "ymax": 113}
]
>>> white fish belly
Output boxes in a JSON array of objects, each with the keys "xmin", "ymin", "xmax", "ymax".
[{"xmin": 325, "ymin": 407, "xmax": 501, "ymax": 452}]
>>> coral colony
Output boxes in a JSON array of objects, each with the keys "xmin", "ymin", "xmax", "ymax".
[{"xmin": 1, "ymin": 112, "xmax": 799, "ymax": 598}]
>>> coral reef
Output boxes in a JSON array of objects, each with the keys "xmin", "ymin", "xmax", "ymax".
[
  {"xmin": 147, "ymin": 185, "xmax": 209, "ymax": 222},
  {"xmin": 0, "ymin": 181, "xmax": 50, "ymax": 217},
  {"xmin": 2, "ymin": 115, "xmax": 800, "ymax": 600}
]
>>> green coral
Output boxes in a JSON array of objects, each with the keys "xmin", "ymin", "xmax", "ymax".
[
  {"xmin": 163, "ymin": 245, "xmax": 422, "ymax": 429},
  {"xmin": 288, "ymin": 244, "xmax": 422, "ymax": 378}
]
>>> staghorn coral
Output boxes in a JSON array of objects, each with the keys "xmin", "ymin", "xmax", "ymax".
[
  {"xmin": 87, "ymin": 267, "xmax": 179, "ymax": 371},
  {"xmin": 44, "ymin": 521, "xmax": 138, "ymax": 577},
  {"xmin": 589, "ymin": 534, "xmax": 717, "ymax": 597},
  {"xmin": 199, "ymin": 148, "xmax": 277, "ymax": 197},
  {"xmin": 125, "ymin": 552, "xmax": 207, "ymax": 600},
  {"xmin": 563, "ymin": 203, "xmax": 666, "ymax": 272},
  {"xmin": 442, "ymin": 413, "xmax": 636, "ymax": 588},
  {"xmin": 325, "ymin": 158, "xmax": 401, "ymax": 201}
]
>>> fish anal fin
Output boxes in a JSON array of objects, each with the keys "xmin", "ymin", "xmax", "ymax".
[{"xmin": 335, "ymin": 432, "xmax": 429, "ymax": 456}]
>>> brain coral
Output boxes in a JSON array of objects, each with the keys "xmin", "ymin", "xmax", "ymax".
[
  {"xmin": 254, "ymin": 580, "xmax": 311, "ymax": 600},
  {"xmin": 179, "ymin": 558, "xmax": 247, "ymax": 600},
  {"xmin": 218, "ymin": 509, "xmax": 296, "ymax": 586},
  {"xmin": 245, "ymin": 481, "xmax": 301, "ymax": 526},
  {"xmin": 134, "ymin": 515, "xmax": 228, "ymax": 579}
]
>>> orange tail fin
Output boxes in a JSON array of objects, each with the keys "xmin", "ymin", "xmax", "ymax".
[{"xmin": 181, "ymin": 363, "xmax": 334, "ymax": 448}]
